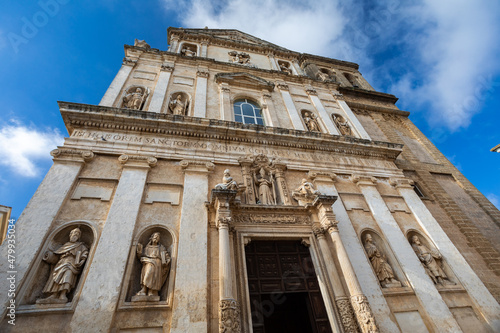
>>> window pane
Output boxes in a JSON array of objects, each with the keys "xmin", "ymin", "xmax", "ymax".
[
  {"xmin": 235, "ymin": 115, "xmax": 243, "ymax": 123},
  {"xmin": 244, "ymin": 116, "xmax": 255, "ymax": 124},
  {"xmin": 256, "ymin": 117, "xmax": 264, "ymax": 125},
  {"xmin": 234, "ymin": 106, "xmax": 241, "ymax": 115},
  {"xmin": 242, "ymin": 104, "xmax": 254, "ymax": 116}
]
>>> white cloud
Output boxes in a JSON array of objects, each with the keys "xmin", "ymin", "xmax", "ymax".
[
  {"xmin": 487, "ymin": 194, "xmax": 500, "ymax": 210},
  {"xmin": 0, "ymin": 123, "xmax": 64, "ymax": 177},
  {"xmin": 163, "ymin": 0, "xmax": 500, "ymax": 131}
]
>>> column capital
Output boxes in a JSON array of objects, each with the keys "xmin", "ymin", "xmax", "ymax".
[
  {"xmin": 351, "ymin": 174, "xmax": 377, "ymax": 187},
  {"xmin": 261, "ymin": 92, "xmax": 272, "ymax": 99},
  {"xmin": 119, "ymin": 154, "xmax": 157, "ymax": 168},
  {"xmin": 51, "ymin": 148, "xmax": 94, "ymax": 164},
  {"xmin": 389, "ymin": 178, "xmax": 414, "ymax": 189},
  {"xmin": 306, "ymin": 88, "xmax": 318, "ymax": 96},
  {"xmin": 122, "ymin": 57, "xmax": 137, "ymax": 67},
  {"xmin": 161, "ymin": 64, "xmax": 174, "ymax": 72},
  {"xmin": 307, "ymin": 171, "xmax": 337, "ymax": 182},
  {"xmin": 277, "ymin": 82, "xmax": 289, "ymax": 90},
  {"xmin": 197, "ymin": 70, "xmax": 209, "ymax": 78},
  {"xmin": 332, "ymin": 92, "xmax": 345, "ymax": 101},
  {"xmin": 180, "ymin": 159, "xmax": 214, "ymax": 173},
  {"xmin": 219, "ymin": 83, "xmax": 231, "ymax": 93}
]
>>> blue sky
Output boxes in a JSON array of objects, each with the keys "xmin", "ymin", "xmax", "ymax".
[{"xmin": 1, "ymin": 0, "xmax": 499, "ymax": 219}]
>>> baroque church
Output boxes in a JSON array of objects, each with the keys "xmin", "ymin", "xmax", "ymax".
[{"xmin": 1, "ymin": 27, "xmax": 500, "ymax": 333}]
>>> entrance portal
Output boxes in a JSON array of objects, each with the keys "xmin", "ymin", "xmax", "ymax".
[{"xmin": 245, "ymin": 240, "xmax": 332, "ymax": 333}]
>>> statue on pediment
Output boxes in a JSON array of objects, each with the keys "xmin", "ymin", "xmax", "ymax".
[
  {"xmin": 135, "ymin": 232, "xmax": 171, "ymax": 299},
  {"xmin": 37, "ymin": 228, "xmax": 89, "ymax": 304},
  {"xmin": 123, "ymin": 86, "xmax": 149, "ymax": 110},
  {"xmin": 410, "ymin": 235, "xmax": 454, "ymax": 286},
  {"xmin": 134, "ymin": 39, "xmax": 150, "ymax": 49},
  {"xmin": 215, "ymin": 169, "xmax": 239, "ymax": 191},
  {"xmin": 364, "ymin": 234, "xmax": 401, "ymax": 288},
  {"xmin": 302, "ymin": 111, "xmax": 321, "ymax": 132},
  {"xmin": 169, "ymin": 93, "xmax": 188, "ymax": 115},
  {"xmin": 333, "ymin": 114, "xmax": 352, "ymax": 136}
]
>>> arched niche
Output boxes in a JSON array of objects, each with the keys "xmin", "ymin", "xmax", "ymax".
[
  {"xmin": 179, "ymin": 42, "xmax": 198, "ymax": 57},
  {"xmin": 121, "ymin": 85, "xmax": 150, "ymax": 110},
  {"xmin": 332, "ymin": 113, "xmax": 353, "ymax": 136},
  {"xmin": 166, "ymin": 91, "xmax": 191, "ymax": 116},
  {"xmin": 406, "ymin": 230, "xmax": 458, "ymax": 286},
  {"xmin": 123, "ymin": 225, "xmax": 176, "ymax": 304},
  {"xmin": 360, "ymin": 229, "xmax": 405, "ymax": 288},
  {"xmin": 343, "ymin": 72, "xmax": 360, "ymax": 88},
  {"xmin": 19, "ymin": 222, "xmax": 96, "ymax": 307}
]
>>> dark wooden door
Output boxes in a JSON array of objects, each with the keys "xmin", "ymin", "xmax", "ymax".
[{"xmin": 245, "ymin": 240, "xmax": 332, "ymax": 333}]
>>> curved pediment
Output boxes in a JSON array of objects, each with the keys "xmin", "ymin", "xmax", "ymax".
[{"xmin": 215, "ymin": 72, "xmax": 274, "ymax": 92}]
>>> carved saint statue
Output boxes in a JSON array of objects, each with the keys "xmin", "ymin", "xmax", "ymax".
[
  {"xmin": 134, "ymin": 39, "xmax": 151, "ymax": 49},
  {"xmin": 181, "ymin": 45, "xmax": 196, "ymax": 57},
  {"xmin": 410, "ymin": 235, "xmax": 453, "ymax": 286},
  {"xmin": 316, "ymin": 71, "xmax": 330, "ymax": 82},
  {"xmin": 292, "ymin": 179, "xmax": 321, "ymax": 205},
  {"xmin": 123, "ymin": 87, "xmax": 148, "ymax": 110},
  {"xmin": 169, "ymin": 94, "xmax": 187, "ymax": 115},
  {"xmin": 279, "ymin": 62, "xmax": 292, "ymax": 75},
  {"xmin": 37, "ymin": 227, "xmax": 89, "ymax": 304},
  {"xmin": 254, "ymin": 167, "xmax": 276, "ymax": 205},
  {"xmin": 215, "ymin": 169, "xmax": 239, "ymax": 191},
  {"xmin": 303, "ymin": 111, "xmax": 321, "ymax": 132},
  {"xmin": 364, "ymin": 234, "xmax": 401, "ymax": 288},
  {"xmin": 136, "ymin": 232, "xmax": 171, "ymax": 297},
  {"xmin": 333, "ymin": 114, "xmax": 352, "ymax": 136}
]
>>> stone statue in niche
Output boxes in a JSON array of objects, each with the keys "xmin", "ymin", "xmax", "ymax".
[
  {"xmin": 133, "ymin": 232, "xmax": 171, "ymax": 301},
  {"xmin": 410, "ymin": 235, "xmax": 454, "ymax": 286},
  {"xmin": 134, "ymin": 39, "xmax": 150, "ymax": 49},
  {"xmin": 316, "ymin": 68, "xmax": 336, "ymax": 82},
  {"xmin": 333, "ymin": 114, "xmax": 352, "ymax": 136},
  {"xmin": 168, "ymin": 93, "xmax": 188, "ymax": 115},
  {"xmin": 215, "ymin": 169, "xmax": 239, "ymax": 191},
  {"xmin": 302, "ymin": 111, "xmax": 321, "ymax": 132},
  {"xmin": 254, "ymin": 167, "xmax": 276, "ymax": 205},
  {"xmin": 123, "ymin": 87, "xmax": 149, "ymax": 110},
  {"xmin": 37, "ymin": 227, "xmax": 89, "ymax": 304},
  {"xmin": 292, "ymin": 179, "xmax": 321, "ymax": 205},
  {"xmin": 278, "ymin": 61, "xmax": 292, "ymax": 75},
  {"xmin": 364, "ymin": 234, "xmax": 402, "ymax": 288},
  {"xmin": 180, "ymin": 45, "xmax": 196, "ymax": 56},
  {"xmin": 228, "ymin": 51, "xmax": 251, "ymax": 65}
]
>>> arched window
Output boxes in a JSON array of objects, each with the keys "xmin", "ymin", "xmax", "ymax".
[{"xmin": 233, "ymin": 99, "xmax": 264, "ymax": 125}]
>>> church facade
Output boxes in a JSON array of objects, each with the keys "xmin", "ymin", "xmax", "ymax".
[{"xmin": 1, "ymin": 28, "xmax": 500, "ymax": 332}]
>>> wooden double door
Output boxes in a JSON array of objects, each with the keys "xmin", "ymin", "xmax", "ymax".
[{"xmin": 245, "ymin": 240, "xmax": 332, "ymax": 333}]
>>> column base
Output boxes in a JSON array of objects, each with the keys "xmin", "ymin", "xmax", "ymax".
[{"xmin": 219, "ymin": 299, "xmax": 241, "ymax": 333}]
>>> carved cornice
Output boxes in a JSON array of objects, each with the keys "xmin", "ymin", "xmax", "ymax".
[
  {"xmin": 232, "ymin": 213, "xmax": 310, "ymax": 225},
  {"xmin": 51, "ymin": 148, "xmax": 94, "ymax": 163},
  {"xmin": 59, "ymin": 102, "xmax": 404, "ymax": 161},
  {"xmin": 118, "ymin": 154, "xmax": 157, "ymax": 168},
  {"xmin": 122, "ymin": 57, "xmax": 137, "ymax": 66}
]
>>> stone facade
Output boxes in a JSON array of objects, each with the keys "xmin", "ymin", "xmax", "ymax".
[{"xmin": 1, "ymin": 28, "xmax": 500, "ymax": 332}]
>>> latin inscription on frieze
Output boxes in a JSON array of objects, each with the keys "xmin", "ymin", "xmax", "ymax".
[{"xmin": 232, "ymin": 214, "xmax": 310, "ymax": 225}]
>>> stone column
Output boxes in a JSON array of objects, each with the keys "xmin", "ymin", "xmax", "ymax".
[
  {"xmin": 267, "ymin": 53, "xmax": 279, "ymax": 70},
  {"xmin": 309, "ymin": 172, "xmax": 400, "ymax": 332},
  {"xmin": 274, "ymin": 164, "xmax": 291, "ymax": 205},
  {"xmin": 260, "ymin": 91, "xmax": 279, "ymax": 127},
  {"xmin": 212, "ymin": 190, "xmax": 241, "ymax": 333},
  {"xmin": 219, "ymin": 84, "xmax": 232, "ymax": 121},
  {"xmin": 312, "ymin": 227, "xmax": 358, "ymax": 333},
  {"xmin": 312, "ymin": 196, "xmax": 379, "ymax": 333},
  {"xmin": 306, "ymin": 88, "xmax": 340, "ymax": 135},
  {"xmin": 193, "ymin": 69, "xmax": 209, "ymax": 118},
  {"xmin": 352, "ymin": 175, "xmax": 462, "ymax": 333},
  {"xmin": 168, "ymin": 36, "xmax": 180, "ymax": 53},
  {"xmin": 99, "ymin": 57, "xmax": 136, "ymax": 107},
  {"xmin": 170, "ymin": 160, "xmax": 214, "ymax": 333},
  {"xmin": 333, "ymin": 94, "xmax": 371, "ymax": 140},
  {"xmin": 391, "ymin": 178, "xmax": 500, "ymax": 331},
  {"xmin": 239, "ymin": 158, "xmax": 256, "ymax": 204},
  {"xmin": 292, "ymin": 61, "xmax": 305, "ymax": 75},
  {"xmin": 278, "ymin": 83, "xmax": 305, "ymax": 130},
  {"xmin": 0, "ymin": 149, "xmax": 92, "ymax": 314},
  {"xmin": 71, "ymin": 154, "xmax": 157, "ymax": 333},
  {"xmin": 147, "ymin": 64, "xmax": 174, "ymax": 113},
  {"xmin": 200, "ymin": 41, "xmax": 208, "ymax": 57}
]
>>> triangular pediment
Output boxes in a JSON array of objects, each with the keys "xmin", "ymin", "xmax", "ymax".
[{"xmin": 215, "ymin": 72, "xmax": 275, "ymax": 92}]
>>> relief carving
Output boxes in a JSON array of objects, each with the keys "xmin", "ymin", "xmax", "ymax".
[
  {"xmin": 363, "ymin": 234, "xmax": 401, "ymax": 288},
  {"xmin": 132, "ymin": 232, "xmax": 171, "ymax": 301},
  {"xmin": 122, "ymin": 86, "xmax": 150, "ymax": 110},
  {"xmin": 336, "ymin": 297, "xmax": 361, "ymax": 333},
  {"xmin": 37, "ymin": 228, "xmax": 89, "ymax": 304},
  {"xmin": 228, "ymin": 51, "xmax": 251, "ymax": 65},
  {"xmin": 219, "ymin": 299, "xmax": 241, "ymax": 333},
  {"xmin": 232, "ymin": 213, "xmax": 309, "ymax": 225},
  {"xmin": 350, "ymin": 295, "xmax": 379, "ymax": 333},
  {"xmin": 410, "ymin": 235, "xmax": 455, "ymax": 286}
]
